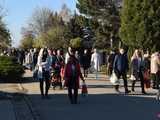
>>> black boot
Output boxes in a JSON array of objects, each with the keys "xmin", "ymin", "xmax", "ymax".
[
  {"xmin": 40, "ymin": 80, "xmax": 44, "ymax": 97},
  {"xmin": 131, "ymin": 81, "xmax": 136, "ymax": 92},
  {"xmin": 114, "ymin": 85, "xmax": 120, "ymax": 93},
  {"xmin": 59, "ymin": 82, "xmax": 63, "ymax": 90}
]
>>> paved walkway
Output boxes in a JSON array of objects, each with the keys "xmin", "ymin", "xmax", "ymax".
[
  {"xmin": 1, "ymin": 71, "xmax": 160, "ymax": 120},
  {"xmin": 0, "ymin": 100, "xmax": 16, "ymax": 120},
  {"xmin": 0, "ymin": 84, "xmax": 19, "ymax": 120},
  {"xmin": 0, "ymin": 80, "xmax": 35, "ymax": 120},
  {"xmin": 21, "ymin": 71, "xmax": 160, "ymax": 120}
]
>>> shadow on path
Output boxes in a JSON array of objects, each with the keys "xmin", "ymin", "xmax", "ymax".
[{"xmin": 26, "ymin": 93, "xmax": 160, "ymax": 120}]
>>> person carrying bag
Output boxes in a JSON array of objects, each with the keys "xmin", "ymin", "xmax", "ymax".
[{"xmin": 64, "ymin": 49, "xmax": 85, "ymax": 104}]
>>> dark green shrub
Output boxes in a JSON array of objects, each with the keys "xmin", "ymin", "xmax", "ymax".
[{"xmin": 0, "ymin": 56, "xmax": 25, "ymax": 82}]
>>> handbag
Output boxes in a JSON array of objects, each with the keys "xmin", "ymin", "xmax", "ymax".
[
  {"xmin": 110, "ymin": 72, "xmax": 120, "ymax": 85},
  {"xmin": 33, "ymin": 65, "xmax": 38, "ymax": 80},
  {"xmin": 143, "ymin": 70, "xmax": 151, "ymax": 88},
  {"xmin": 81, "ymin": 81, "xmax": 88, "ymax": 97}
]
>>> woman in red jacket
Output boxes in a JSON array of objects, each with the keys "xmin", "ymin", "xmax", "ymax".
[{"xmin": 64, "ymin": 51, "xmax": 84, "ymax": 104}]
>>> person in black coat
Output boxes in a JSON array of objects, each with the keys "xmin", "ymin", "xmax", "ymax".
[
  {"xmin": 107, "ymin": 50, "xmax": 116, "ymax": 76},
  {"xmin": 81, "ymin": 49, "xmax": 91, "ymax": 77}
]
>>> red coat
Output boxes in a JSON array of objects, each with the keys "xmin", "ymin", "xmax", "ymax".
[{"xmin": 64, "ymin": 61, "xmax": 81, "ymax": 89}]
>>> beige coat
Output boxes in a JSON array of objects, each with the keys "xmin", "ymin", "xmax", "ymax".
[{"xmin": 151, "ymin": 53, "xmax": 160, "ymax": 74}]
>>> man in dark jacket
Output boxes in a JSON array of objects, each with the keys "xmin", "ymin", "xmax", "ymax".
[{"xmin": 113, "ymin": 48, "xmax": 130, "ymax": 94}]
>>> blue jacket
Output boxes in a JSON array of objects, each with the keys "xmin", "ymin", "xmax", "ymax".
[{"xmin": 113, "ymin": 53, "xmax": 129, "ymax": 73}]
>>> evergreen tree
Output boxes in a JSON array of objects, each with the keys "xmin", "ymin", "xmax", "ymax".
[
  {"xmin": 76, "ymin": 0, "xmax": 121, "ymax": 49},
  {"xmin": 0, "ymin": 18, "xmax": 11, "ymax": 47},
  {"xmin": 120, "ymin": 0, "xmax": 160, "ymax": 51}
]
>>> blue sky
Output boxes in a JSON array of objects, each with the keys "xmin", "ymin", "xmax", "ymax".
[{"xmin": 2, "ymin": 0, "xmax": 76, "ymax": 47}]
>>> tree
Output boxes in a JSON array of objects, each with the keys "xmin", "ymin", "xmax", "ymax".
[
  {"xmin": 34, "ymin": 25, "xmax": 68, "ymax": 49},
  {"xmin": 0, "ymin": 5, "xmax": 11, "ymax": 48},
  {"xmin": 22, "ymin": 7, "xmax": 71, "ymax": 49},
  {"xmin": 28, "ymin": 7, "xmax": 55, "ymax": 36},
  {"xmin": 76, "ymin": 0, "xmax": 121, "ymax": 49},
  {"xmin": 19, "ymin": 29, "xmax": 34, "ymax": 49},
  {"xmin": 67, "ymin": 13, "xmax": 95, "ymax": 49},
  {"xmin": 0, "ymin": 19, "xmax": 11, "ymax": 47},
  {"xmin": 120, "ymin": 0, "xmax": 160, "ymax": 51},
  {"xmin": 67, "ymin": 13, "xmax": 84, "ymax": 38},
  {"xmin": 70, "ymin": 37, "xmax": 82, "ymax": 49}
]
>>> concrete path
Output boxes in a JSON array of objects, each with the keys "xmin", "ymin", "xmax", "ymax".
[
  {"xmin": 0, "ymin": 84, "xmax": 19, "ymax": 120},
  {"xmin": 0, "ymin": 100, "xmax": 16, "ymax": 120},
  {"xmin": 0, "ymin": 70, "xmax": 160, "ymax": 120},
  {"xmin": 21, "ymin": 71, "xmax": 160, "ymax": 120}
]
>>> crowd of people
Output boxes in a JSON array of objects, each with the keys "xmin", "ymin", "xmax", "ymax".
[
  {"xmin": 1, "ymin": 46, "xmax": 160, "ymax": 102},
  {"xmin": 107, "ymin": 48, "xmax": 160, "ymax": 99},
  {"xmin": 0, "ymin": 47, "xmax": 94, "ymax": 104}
]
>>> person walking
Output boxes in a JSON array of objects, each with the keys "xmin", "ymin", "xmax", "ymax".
[
  {"xmin": 91, "ymin": 48, "xmax": 100, "ymax": 79},
  {"xmin": 75, "ymin": 51, "xmax": 80, "ymax": 61},
  {"xmin": 81, "ymin": 49, "xmax": 91, "ymax": 77},
  {"xmin": 143, "ymin": 52, "xmax": 151, "ymax": 89},
  {"xmin": 113, "ymin": 48, "xmax": 130, "ymax": 94},
  {"xmin": 18, "ymin": 49, "xmax": 25, "ymax": 65},
  {"xmin": 151, "ymin": 52, "xmax": 160, "ymax": 100},
  {"xmin": 64, "ymin": 49, "xmax": 85, "ymax": 104},
  {"xmin": 65, "ymin": 47, "xmax": 72, "ymax": 64},
  {"xmin": 56, "ymin": 49, "xmax": 65, "ymax": 89},
  {"xmin": 33, "ymin": 48, "xmax": 39, "ymax": 69},
  {"xmin": 25, "ymin": 49, "xmax": 34, "ymax": 70},
  {"xmin": 130, "ymin": 49, "xmax": 146, "ymax": 94},
  {"xmin": 37, "ymin": 48, "xmax": 51, "ymax": 99},
  {"xmin": 107, "ymin": 50, "xmax": 116, "ymax": 76}
]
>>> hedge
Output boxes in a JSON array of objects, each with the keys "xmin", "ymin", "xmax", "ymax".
[{"xmin": 0, "ymin": 56, "xmax": 25, "ymax": 82}]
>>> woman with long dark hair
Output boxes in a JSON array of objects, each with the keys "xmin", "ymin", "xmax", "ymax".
[{"xmin": 37, "ymin": 48, "xmax": 51, "ymax": 99}]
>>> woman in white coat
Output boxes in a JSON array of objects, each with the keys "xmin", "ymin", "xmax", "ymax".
[
  {"xmin": 91, "ymin": 49, "xmax": 100, "ymax": 79},
  {"xmin": 37, "ymin": 48, "xmax": 51, "ymax": 99}
]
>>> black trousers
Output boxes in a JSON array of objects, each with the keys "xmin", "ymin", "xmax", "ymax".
[
  {"xmin": 151, "ymin": 73, "xmax": 160, "ymax": 89},
  {"xmin": 67, "ymin": 78, "xmax": 78, "ymax": 104},
  {"xmin": 108, "ymin": 67, "xmax": 113, "ymax": 76},
  {"xmin": 83, "ymin": 67, "xmax": 88, "ymax": 77},
  {"xmin": 115, "ymin": 71, "xmax": 129, "ymax": 92},
  {"xmin": 68, "ymin": 87, "xmax": 78, "ymax": 104},
  {"xmin": 39, "ymin": 71, "xmax": 50, "ymax": 96},
  {"xmin": 132, "ymin": 71, "xmax": 145, "ymax": 92}
]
